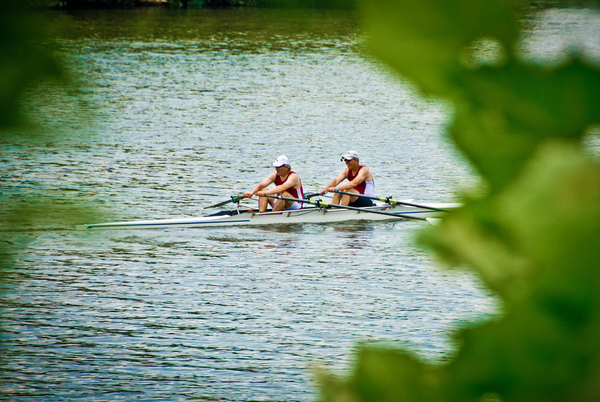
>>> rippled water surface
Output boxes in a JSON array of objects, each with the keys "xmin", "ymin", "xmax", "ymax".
[{"xmin": 4, "ymin": 6, "xmax": 596, "ymax": 402}]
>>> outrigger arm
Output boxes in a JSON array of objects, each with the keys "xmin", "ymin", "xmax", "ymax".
[
  {"xmin": 264, "ymin": 194, "xmax": 427, "ymax": 221},
  {"xmin": 331, "ymin": 190, "xmax": 450, "ymax": 212}
]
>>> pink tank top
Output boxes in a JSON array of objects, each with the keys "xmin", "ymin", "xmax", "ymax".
[
  {"xmin": 275, "ymin": 171, "xmax": 304, "ymax": 200},
  {"xmin": 347, "ymin": 166, "xmax": 374, "ymax": 195}
]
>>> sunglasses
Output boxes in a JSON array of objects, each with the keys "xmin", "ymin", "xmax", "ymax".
[{"xmin": 341, "ymin": 158, "xmax": 354, "ymax": 162}]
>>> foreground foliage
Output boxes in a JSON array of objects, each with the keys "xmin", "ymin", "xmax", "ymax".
[
  {"xmin": 318, "ymin": 0, "xmax": 600, "ymax": 401},
  {"xmin": 0, "ymin": 4, "xmax": 105, "ymax": 269}
]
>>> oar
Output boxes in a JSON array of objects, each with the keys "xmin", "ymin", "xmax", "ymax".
[
  {"xmin": 264, "ymin": 194, "xmax": 427, "ymax": 221},
  {"xmin": 202, "ymin": 195, "xmax": 245, "ymax": 210},
  {"xmin": 332, "ymin": 190, "xmax": 449, "ymax": 212}
]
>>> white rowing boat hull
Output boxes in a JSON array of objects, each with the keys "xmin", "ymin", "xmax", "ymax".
[{"xmin": 76, "ymin": 203, "xmax": 457, "ymax": 230}]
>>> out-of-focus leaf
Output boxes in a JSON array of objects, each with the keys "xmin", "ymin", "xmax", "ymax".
[
  {"xmin": 419, "ymin": 198, "xmax": 532, "ymax": 297},
  {"xmin": 350, "ymin": 347, "xmax": 442, "ymax": 402},
  {"xmin": 1, "ymin": 195, "xmax": 112, "ymax": 231},
  {"xmin": 321, "ymin": 141, "xmax": 600, "ymax": 402},
  {"xmin": 0, "ymin": 6, "xmax": 109, "ymax": 288},
  {"xmin": 452, "ymin": 59, "xmax": 600, "ymax": 189},
  {"xmin": 0, "ymin": 194, "xmax": 110, "ymax": 272},
  {"xmin": 463, "ymin": 60, "xmax": 600, "ymax": 138},
  {"xmin": 429, "ymin": 141, "xmax": 600, "ymax": 400},
  {"xmin": 313, "ymin": 365, "xmax": 360, "ymax": 402},
  {"xmin": 317, "ymin": 346, "xmax": 444, "ymax": 402},
  {"xmin": 360, "ymin": 0, "xmax": 518, "ymax": 97},
  {"xmin": 362, "ymin": 0, "xmax": 600, "ymax": 192},
  {"xmin": 425, "ymin": 140, "xmax": 600, "ymax": 292},
  {"xmin": 0, "ymin": 8, "xmax": 63, "ymax": 131}
]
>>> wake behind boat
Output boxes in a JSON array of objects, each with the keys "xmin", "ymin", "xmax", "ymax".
[{"xmin": 75, "ymin": 199, "xmax": 457, "ymax": 230}]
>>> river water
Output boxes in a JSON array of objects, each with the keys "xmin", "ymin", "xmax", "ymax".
[{"xmin": 1, "ymin": 6, "xmax": 597, "ymax": 402}]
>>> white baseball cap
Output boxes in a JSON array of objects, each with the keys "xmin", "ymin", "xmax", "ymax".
[
  {"xmin": 272, "ymin": 155, "xmax": 290, "ymax": 167},
  {"xmin": 341, "ymin": 150, "xmax": 359, "ymax": 161}
]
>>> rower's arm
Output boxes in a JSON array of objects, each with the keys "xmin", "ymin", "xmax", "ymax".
[
  {"xmin": 249, "ymin": 173, "xmax": 275, "ymax": 195},
  {"xmin": 323, "ymin": 170, "xmax": 348, "ymax": 192}
]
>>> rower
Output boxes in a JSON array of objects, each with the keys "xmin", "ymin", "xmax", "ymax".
[
  {"xmin": 244, "ymin": 155, "xmax": 304, "ymax": 212},
  {"xmin": 320, "ymin": 150, "xmax": 375, "ymax": 207}
]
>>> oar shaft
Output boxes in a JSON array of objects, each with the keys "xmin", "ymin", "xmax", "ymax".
[
  {"xmin": 203, "ymin": 195, "xmax": 245, "ymax": 209},
  {"xmin": 333, "ymin": 190, "xmax": 448, "ymax": 212},
  {"xmin": 264, "ymin": 194, "xmax": 426, "ymax": 221}
]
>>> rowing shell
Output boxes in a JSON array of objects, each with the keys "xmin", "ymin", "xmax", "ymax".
[{"xmin": 75, "ymin": 202, "xmax": 457, "ymax": 230}]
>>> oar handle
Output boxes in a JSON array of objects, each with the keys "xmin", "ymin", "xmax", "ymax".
[{"xmin": 202, "ymin": 194, "xmax": 245, "ymax": 209}]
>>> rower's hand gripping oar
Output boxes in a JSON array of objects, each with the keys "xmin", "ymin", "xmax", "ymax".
[
  {"xmin": 332, "ymin": 190, "xmax": 449, "ymax": 213},
  {"xmin": 202, "ymin": 194, "xmax": 245, "ymax": 210},
  {"xmin": 264, "ymin": 194, "xmax": 427, "ymax": 221}
]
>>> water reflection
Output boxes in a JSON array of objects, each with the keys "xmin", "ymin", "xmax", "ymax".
[
  {"xmin": 331, "ymin": 221, "xmax": 376, "ymax": 233},
  {"xmin": 47, "ymin": 7, "xmax": 361, "ymax": 48},
  {"xmin": 257, "ymin": 223, "xmax": 305, "ymax": 234}
]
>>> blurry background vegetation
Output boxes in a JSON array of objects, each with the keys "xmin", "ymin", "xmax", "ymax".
[
  {"xmin": 1, "ymin": 2, "xmax": 63, "ymax": 271},
  {"xmin": 2, "ymin": 0, "xmax": 599, "ymax": 400},
  {"xmin": 0, "ymin": 1, "xmax": 105, "ymax": 270},
  {"xmin": 34, "ymin": 0, "xmax": 598, "ymax": 10},
  {"xmin": 41, "ymin": 0, "xmax": 358, "ymax": 9}
]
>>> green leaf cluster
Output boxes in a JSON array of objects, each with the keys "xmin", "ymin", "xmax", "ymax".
[
  {"xmin": 0, "ymin": 6, "xmax": 63, "ymax": 130},
  {"xmin": 318, "ymin": 0, "xmax": 600, "ymax": 401},
  {"xmin": 0, "ymin": 6, "xmax": 107, "ymax": 271}
]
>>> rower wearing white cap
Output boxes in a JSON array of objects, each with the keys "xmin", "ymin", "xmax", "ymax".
[
  {"xmin": 244, "ymin": 155, "xmax": 304, "ymax": 212},
  {"xmin": 320, "ymin": 150, "xmax": 375, "ymax": 207}
]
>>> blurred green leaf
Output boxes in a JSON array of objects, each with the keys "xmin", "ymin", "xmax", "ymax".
[
  {"xmin": 0, "ymin": 6, "xmax": 106, "ymax": 272},
  {"xmin": 437, "ymin": 142, "xmax": 600, "ymax": 400},
  {"xmin": 361, "ymin": 0, "xmax": 600, "ymax": 191},
  {"xmin": 2, "ymin": 195, "xmax": 113, "ymax": 231},
  {"xmin": 316, "ymin": 346, "xmax": 444, "ymax": 402},
  {"xmin": 452, "ymin": 59, "xmax": 600, "ymax": 189},
  {"xmin": 0, "ymin": 9, "xmax": 63, "ymax": 131},
  {"xmin": 360, "ymin": 0, "xmax": 518, "ymax": 97},
  {"xmin": 352, "ymin": 347, "xmax": 442, "ymax": 402},
  {"xmin": 320, "ymin": 141, "xmax": 600, "ymax": 401}
]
